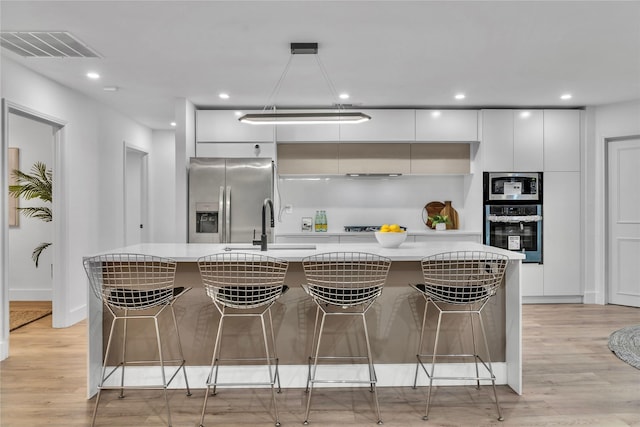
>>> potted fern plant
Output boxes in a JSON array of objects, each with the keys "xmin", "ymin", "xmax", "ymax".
[{"xmin": 9, "ymin": 161, "xmax": 52, "ymax": 267}]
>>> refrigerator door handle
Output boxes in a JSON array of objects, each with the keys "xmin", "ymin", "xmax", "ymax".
[
  {"xmin": 225, "ymin": 185, "xmax": 231, "ymax": 243},
  {"xmin": 219, "ymin": 186, "xmax": 225, "ymax": 243}
]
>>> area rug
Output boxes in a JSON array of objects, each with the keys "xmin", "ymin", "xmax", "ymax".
[
  {"xmin": 9, "ymin": 308, "xmax": 52, "ymax": 331},
  {"xmin": 608, "ymin": 324, "xmax": 640, "ymax": 370}
]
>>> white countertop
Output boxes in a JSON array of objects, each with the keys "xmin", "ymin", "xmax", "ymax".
[
  {"xmin": 93, "ymin": 241, "xmax": 524, "ymax": 262},
  {"xmin": 276, "ymin": 229, "xmax": 482, "ymax": 237}
]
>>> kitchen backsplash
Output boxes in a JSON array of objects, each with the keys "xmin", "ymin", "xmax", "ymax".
[{"xmin": 275, "ymin": 175, "xmax": 468, "ymax": 233}]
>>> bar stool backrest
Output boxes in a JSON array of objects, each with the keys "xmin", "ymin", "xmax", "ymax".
[
  {"xmin": 302, "ymin": 252, "xmax": 392, "ymax": 307},
  {"xmin": 420, "ymin": 251, "xmax": 508, "ymax": 305},
  {"xmin": 198, "ymin": 252, "xmax": 289, "ymax": 309},
  {"xmin": 83, "ymin": 253, "xmax": 177, "ymax": 310}
]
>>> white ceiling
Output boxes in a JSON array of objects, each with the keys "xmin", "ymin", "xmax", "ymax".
[{"xmin": 2, "ymin": 1, "xmax": 639, "ymax": 130}]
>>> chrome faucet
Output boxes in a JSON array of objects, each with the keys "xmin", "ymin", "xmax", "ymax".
[{"xmin": 253, "ymin": 198, "xmax": 274, "ymax": 251}]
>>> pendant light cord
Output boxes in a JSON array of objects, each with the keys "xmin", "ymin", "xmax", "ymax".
[
  {"xmin": 262, "ymin": 54, "xmax": 294, "ymax": 112},
  {"xmin": 315, "ymin": 54, "xmax": 343, "ymax": 111},
  {"xmin": 261, "ymin": 49, "xmax": 343, "ymax": 112}
]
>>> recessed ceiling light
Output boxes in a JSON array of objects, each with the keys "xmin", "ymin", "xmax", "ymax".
[
  {"xmin": 454, "ymin": 93, "xmax": 466, "ymax": 100},
  {"xmin": 170, "ymin": 122, "xmax": 177, "ymax": 127},
  {"xmin": 234, "ymin": 111, "xmax": 243, "ymax": 116},
  {"xmin": 103, "ymin": 86, "xmax": 118, "ymax": 92},
  {"xmin": 86, "ymin": 71, "xmax": 100, "ymax": 80},
  {"xmin": 560, "ymin": 93, "xmax": 572, "ymax": 100},
  {"xmin": 219, "ymin": 93, "xmax": 230, "ymax": 99},
  {"xmin": 431, "ymin": 111, "xmax": 441, "ymax": 118},
  {"xmin": 519, "ymin": 111, "xmax": 531, "ymax": 118},
  {"xmin": 339, "ymin": 93, "xmax": 350, "ymax": 100}
]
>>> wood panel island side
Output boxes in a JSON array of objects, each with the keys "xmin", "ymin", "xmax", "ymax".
[{"xmin": 86, "ymin": 241, "xmax": 524, "ymax": 398}]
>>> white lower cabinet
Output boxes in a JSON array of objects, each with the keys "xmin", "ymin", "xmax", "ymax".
[
  {"xmin": 413, "ymin": 234, "xmax": 482, "ymax": 243},
  {"xmin": 339, "ymin": 235, "xmax": 377, "ymax": 243},
  {"xmin": 542, "ymin": 171, "xmax": 581, "ymax": 296},
  {"xmin": 521, "ymin": 264, "xmax": 544, "ymax": 297},
  {"xmin": 275, "ymin": 235, "xmax": 340, "ymax": 244}
]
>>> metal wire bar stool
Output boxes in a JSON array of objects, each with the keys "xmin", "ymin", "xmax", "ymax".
[
  {"xmin": 301, "ymin": 252, "xmax": 392, "ymax": 425},
  {"xmin": 197, "ymin": 252, "xmax": 289, "ymax": 427},
  {"xmin": 410, "ymin": 251, "xmax": 509, "ymax": 422},
  {"xmin": 83, "ymin": 253, "xmax": 192, "ymax": 427}
]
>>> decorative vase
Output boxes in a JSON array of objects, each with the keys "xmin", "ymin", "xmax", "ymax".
[
  {"xmin": 435, "ymin": 222, "xmax": 446, "ymax": 231},
  {"xmin": 440, "ymin": 200, "xmax": 459, "ymax": 230}
]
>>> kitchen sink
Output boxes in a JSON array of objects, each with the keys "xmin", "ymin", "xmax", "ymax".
[{"xmin": 223, "ymin": 244, "xmax": 317, "ymax": 251}]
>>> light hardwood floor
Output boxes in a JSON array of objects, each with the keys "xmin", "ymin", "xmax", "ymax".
[{"xmin": 1, "ymin": 304, "xmax": 639, "ymax": 426}]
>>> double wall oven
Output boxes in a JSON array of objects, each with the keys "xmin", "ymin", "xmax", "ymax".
[{"xmin": 483, "ymin": 172, "xmax": 543, "ymax": 263}]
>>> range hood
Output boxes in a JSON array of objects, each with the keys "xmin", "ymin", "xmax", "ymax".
[{"xmin": 345, "ymin": 173, "xmax": 403, "ymax": 177}]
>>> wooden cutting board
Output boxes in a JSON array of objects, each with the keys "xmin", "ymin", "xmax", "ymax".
[
  {"xmin": 424, "ymin": 201, "xmax": 445, "ymax": 228},
  {"xmin": 440, "ymin": 201, "xmax": 459, "ymax": 230}
]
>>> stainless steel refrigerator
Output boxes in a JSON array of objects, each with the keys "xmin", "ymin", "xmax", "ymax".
[{"xmin": 188, "ymin": 158, "xmax": 273, "ymax": 243}]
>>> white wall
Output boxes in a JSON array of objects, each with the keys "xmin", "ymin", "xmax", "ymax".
[
  {"xmin": 1, "ymin": 56, "xmax": 153, "ymax": 332},
  {"xmin": 174, "ymin": 99, "xmax": 196, "ymax": 243},
  {"xmin": 196, "ymin": 141, "xmax": 275, "ymax": 158},
  {"xmin": 584, "ymin": 99, "xmax": 640, "ymax": 304},
  {"xmin": 149, "ymin": 130, "xmax": 177, "ymax": 242},
  {"xmin": 275, "ymin": 175, "xmax": 469, "ymax": 233},
  {"xmin": 8, "ymin": 113, "xmax": 53, "ymax": 300}
]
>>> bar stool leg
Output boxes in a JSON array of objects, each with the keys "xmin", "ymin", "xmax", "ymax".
[
  {"xmin": 361, "ymin": 311, "xmax": 382, "ymax": 425},
  {"xmin": 90, "ymin": 389, "xmax": 103, "ymax": 427},
  {"xmin": 91, "ymin": 313, "xmax": 119, "ymax": 427},
  {"xmin": 305, "ymin": 305, "xmax": 321, "ymax": 393},
  {"xmin": 413, "ymin": 297, "xmax": 429, "ymax": 389},
  {"xmin": 424, "ymin": 307, "xmax": 444, "ymax": 421},
  {"xmin": 469, "ymin": 311, "xmax": 481, "ymax": 389},
  {"xmin": 170, "ymin": 305, "xmax": 192, "ymax": 396},
  {"xmin": 200, "ymin": 310, "xmax": 227, "ymax": 427},
  {"xmin": 267, "ymin": 308, "xmax": 282, "ymax": 393},
  {"xmin": 211, "ymin": 314, "xmax": 225, "ymax": 396},
  {"xmin": 154, "ymin": 315, "xmax": 173, "ymax": 427},
  {"xmin": 303, "ymin": 310, "xmax": 327, "ymax": 425},
  {"xmin": 120, "ymin": 314, "xmax": 128, "ymax": 398},
  {"xmin": 260, "ymin": 312, "xmax": 281, "ymax": 426},
  {"xmin": 477, "ymin": 312, "xmax": 504, "ymax": 421}
]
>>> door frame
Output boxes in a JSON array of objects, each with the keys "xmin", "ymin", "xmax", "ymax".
[
  {"xmin": 123, "ymin": 143, "xmax": 149, "ymax": 245},
  {"xmin": 605, "ymin": 135, "xmax": 640, "ymax": 305},
  {"xmin": 1, "ymin": 100, "xmax": 67, "ymax": 360}
]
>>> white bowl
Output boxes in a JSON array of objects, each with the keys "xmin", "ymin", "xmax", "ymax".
[{"xmin": 374, "ymin": 231, "xmax": 407, "ymax": 248}]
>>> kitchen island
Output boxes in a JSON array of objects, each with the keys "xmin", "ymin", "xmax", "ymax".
[{"xmin": 87, "ymin": 241, "xmax": 524, "ymax": 397}]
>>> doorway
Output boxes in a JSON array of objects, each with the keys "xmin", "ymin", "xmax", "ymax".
[
  {"xmin": 1, "ymin": 101, "xmax": 66, "ymax": 360},
  {"xmin": 124, "ymin": 145, "xmax": 148, "ymax": 246},
  {"xmin": 607, "ymin": 137, "xmax": 640, "ymax": 307},
  {"xmin": 7, "ymin": 112, "xmax": 55, "ymax": 332}
]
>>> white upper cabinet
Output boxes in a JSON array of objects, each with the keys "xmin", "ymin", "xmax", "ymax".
[
  {"xmin": 482, "ymin": 109, "xmax": 514, "ymax": 171},
  {"xmin": 543, "ymin": 110, "xmax": 581, "ymax": 172},
  {"xmin": 275, "ymin": 123, "xmax": 340, "ymax": 142},
  {"xmin": 196, "ymin": 110, "xmax": 274, "ymax": 142},
  {"xmin": 513, "ymin": 110, "xmax": 544, "ymax": 171},
  {"xmin": 415, "ymin": 110, "xmax": 478, "ymax": 141},
  {"xmin": 339, "ymin": 109, "xmax": 415, "ymax": 141},
  {"xmin": 482, "ymin": 109, "xmax": 545, "ymax": 172}
]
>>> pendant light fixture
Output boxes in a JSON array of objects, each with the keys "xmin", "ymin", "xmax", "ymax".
[{"xmin": 238, "ymin": 43, "xmax": 371, "ymax": 125}]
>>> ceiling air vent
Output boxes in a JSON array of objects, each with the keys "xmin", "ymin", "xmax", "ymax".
[{"xmin": 0, "ymin": 31, "xmax": 100, "ymax": 58}]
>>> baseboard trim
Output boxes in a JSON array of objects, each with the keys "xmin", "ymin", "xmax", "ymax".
[
  {"xmin": 582, "ymin": 291, "xmax": 603, "ymax": 305},
  {"xmin": 100, "ymin": 362, "xmax": 508, "ymax": 390},
  {"xmin": 9, "ymin": 289, "xmax": 52, "ymax": 301},
  {"xmin": 523, "ymin": 295, "xmax": 583, "ymax": 304}
]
